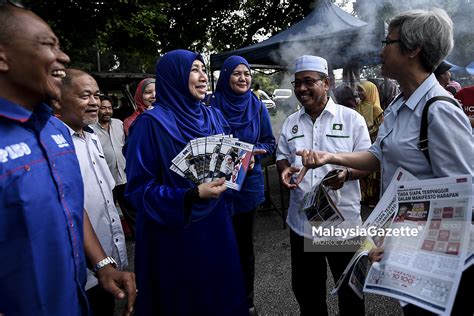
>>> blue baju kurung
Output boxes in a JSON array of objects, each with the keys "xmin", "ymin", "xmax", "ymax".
[{"xmin": 124, "ymin": 50, "xmax": 248, "ymax": 316}]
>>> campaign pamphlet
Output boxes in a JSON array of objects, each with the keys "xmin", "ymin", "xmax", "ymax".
[
  {"xmin": 170, "ymin": 135, "xmax": 254, "ymax": 191},
  {"xmin": 217, "ymin": 137, "xmax": 254, "ymax": 191},
  {"xmin": 171, "ymin": 143, "xmax": 199, "ymax": 184}
]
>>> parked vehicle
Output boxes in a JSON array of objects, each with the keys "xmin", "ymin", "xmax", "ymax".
[
  {"xmin": 253, "ymin": 89, "xmax": 276, "ymax": 115},
  {"xmin": 272, "ymin": 88, "xmax": 299, "ymax": 114},
  {"xmin": 272, "ymin": 89, "xmax": 292, "ymax": 105},
  {"xmin": 91, "ymin": 72, "xmax": 154, "ymax": 121}
]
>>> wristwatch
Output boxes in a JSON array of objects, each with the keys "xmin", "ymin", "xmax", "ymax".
[
  {"xmin": 345, "ymin": 168, "xmax": 353, "ymax": 182},
  {"xmin": 93, "ymin": 256, "xmax": 117, "ymax": 274}
]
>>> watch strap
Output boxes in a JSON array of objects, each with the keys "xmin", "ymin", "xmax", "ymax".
[{"xmin": 93, "ymin": 256, "xmax": 117, "ymax": 274}]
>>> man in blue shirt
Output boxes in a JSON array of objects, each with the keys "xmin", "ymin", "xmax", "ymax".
[{"xmin": 0, "ymin": 3, "xmax": 136, "ymax": 315}]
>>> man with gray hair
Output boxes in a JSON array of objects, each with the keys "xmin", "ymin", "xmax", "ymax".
[
  {"xmin": 276, "ymin": 55, "xmax": 370, "ymax": 315},
  {"xmin": 91, "ymin": 95, "xmax": 136, "ymax": 238},
  {"xmin": 0, "ymin": 4, "xmax": 135, "ymax": 315},
  {"xmin": 57, "ymin": 68, "xmax": 129, "ymax": 316}
]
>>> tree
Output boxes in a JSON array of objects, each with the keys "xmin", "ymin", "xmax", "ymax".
[
  {"xmin": 23, "ymin": 0, "xmax": 323, "ymax": 72},
  {"xmin": 208, "ymin": 0, "xmax": 314, "ymax": 52},
  {"xmin": 25, "ymin": 0, "xmax": 168, "ymax": 72}
]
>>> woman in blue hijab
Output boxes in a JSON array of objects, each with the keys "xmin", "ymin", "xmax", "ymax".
[
  {"xmin": 124, "ymin": 50, "xmax": 248, "ymax": 316},
  {"xmin": 211, "ymin": 55, "xmax": 276, "ymax": 313}
]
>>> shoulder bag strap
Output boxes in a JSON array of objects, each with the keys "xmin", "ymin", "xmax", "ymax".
[{"xmin": 418, "ymin": 96, "xmax": 461, "ymax": 165}]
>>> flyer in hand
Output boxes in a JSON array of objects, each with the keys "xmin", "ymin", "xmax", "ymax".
[
  {"xmin": 171, "ymin": 143, "xmax": 199, "ymax": 184},
  {"xmin": 170, "ymin": 135, "xmax": 254, "ymax": 191},
  {"xmin": 203, "ymin": 135, "xmax": 224, "ymax": 183},
  {"xmin": 301, "ymin": 169, "xmax": 345, "ymax": 235}
]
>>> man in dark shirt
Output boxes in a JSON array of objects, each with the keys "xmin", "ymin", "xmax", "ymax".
[{"xmin": 0, "ymin": 3, "xmax": 136, "ymax": 315}]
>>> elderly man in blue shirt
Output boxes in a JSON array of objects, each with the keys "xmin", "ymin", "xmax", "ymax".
[{"xmin": 0, "ymin": 3, "xmax": 136, "ymax": 315}]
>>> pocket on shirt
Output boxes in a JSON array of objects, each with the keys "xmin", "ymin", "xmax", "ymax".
[
  {"xmin": 324, "ymin": 134, "xmax": 353, "ymax": 153},
  {"xmin": 287, "ymin": 135, "xmax": 305, "ymax": 164}
]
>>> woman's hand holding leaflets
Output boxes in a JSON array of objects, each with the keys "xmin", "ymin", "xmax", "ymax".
[{"xmin": 197, "ymin": 178, "xmax": 227, "ymax": 199}]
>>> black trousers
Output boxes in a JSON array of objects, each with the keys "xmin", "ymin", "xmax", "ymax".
[
  {"xmin": 113, "ymin": 183, "xmax": 136, "ymax": 237},
  {"xmin": 290, "ymin": 230, "xmax": 365, "ymax": 316},
  {"xmin": 233, "ymin": 209, "xmax": 257, "ymax": 308},
  {"xmin": 403, "ymin": 265, "xmax": 473, "ymax": 316},
  {"xmin": 86, "ymin": 285, "xmax": 115, "ymax": 316}
]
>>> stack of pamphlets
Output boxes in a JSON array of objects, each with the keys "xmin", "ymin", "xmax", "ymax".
[{"xmin": 170, "ymin": 135, "xmax": 254, "ymax": 191}]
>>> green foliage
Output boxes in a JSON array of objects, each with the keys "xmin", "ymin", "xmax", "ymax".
[
  {"xmin": 252, "ymin": 72, "xmax": 279, "ymax": 95},
  {"xmin": 26, "ymin": 0, "xmax": 472, "ymax": 74},
  {"xmin": 208, "ymin": 0, "xmax": 313, "ymax": 52},
  {"xmin": 23, "ymin": 0, "xmax": 320, "ymax": 72}
]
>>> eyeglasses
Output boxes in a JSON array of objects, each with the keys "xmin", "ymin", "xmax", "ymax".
[
  {"xmin": 0, "ymin": 0, "xmax": 25, "ymax": 8},
  {"xmin": 291, "ymin": 78, "xmax": 323, "ymax": 88},
  {"xmin": 381, "ymin": 39, "xmax": 401, "ymax": 47}
]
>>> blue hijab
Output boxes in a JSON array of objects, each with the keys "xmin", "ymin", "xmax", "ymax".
[
  {"xmin": 149, "ymin": 49, "xmax": 227, "ymax": 143},
  {"xmin": 211, "ymin": 56, "xmax": 261, "ymax": 143}
]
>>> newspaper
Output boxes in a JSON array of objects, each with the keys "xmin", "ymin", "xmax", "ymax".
[
  {"xmin": 301, "ymin": 169, "xmax": 345, "ymax": 236},
  {"xmin": 364, "ymin": 175, "xmax": 472, "ymax": 315},
  {"xmin": 331, "ymin": 237, "xmax": 375, "ymax": 299},
  {"xmin": 331, "ymin": 167, "xmax": 417, "ymax": 298},
  {"xmin": 465, "ymin": 188, "xmax": 474, "ymax": 269}
]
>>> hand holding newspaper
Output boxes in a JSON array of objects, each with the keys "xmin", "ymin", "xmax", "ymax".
[
  {"xmin": 331, "ymin": 167, "xmax": 417, "ymax": 298},
  {"xmin": 363, "ymin": 174, "xmax": 472, "ymax": 315},
  {"xmin": 300, "ymin": 169, "xmax": 345, "ymax": 235},
  {"xmin": 332, "ymin": 168, "xmax": 472, "ymax": 316}
]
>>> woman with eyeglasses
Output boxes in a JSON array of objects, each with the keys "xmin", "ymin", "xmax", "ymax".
[
  {"xmin": 124, "ymin": 50, "xmax": 248, "ymax": 315},
  {"xmin": 210, "ymin": 55, "xmax": 276, "ymax": 315},
  {"xmin": 295, "ymin": 8, "xmax": 472, "ymax": 315}
]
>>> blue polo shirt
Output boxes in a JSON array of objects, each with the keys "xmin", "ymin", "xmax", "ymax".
[{"xmin": 0, "ymin": 98, "xmax": 88, "ymax": 315}]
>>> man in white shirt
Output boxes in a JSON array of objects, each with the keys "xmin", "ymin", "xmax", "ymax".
[
  {"xmin": 276, "ymin": 55, "xmax": 370, "ymax": 315},
  {"xmin": 91, "ymin": 95, "xmax": 136, "ymax": 238},
  {"xmin": 58, "ymin": 68, "xmax": 128, "ymax": 316}
]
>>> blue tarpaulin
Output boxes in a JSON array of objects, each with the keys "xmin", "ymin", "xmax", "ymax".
[
  {"xmin": 446, "ymin": 60, "xmax": 474, "ymax": 75},
  {"xmin": 210, "ymin": 0, "xmax": 383, "ymax": 71}
]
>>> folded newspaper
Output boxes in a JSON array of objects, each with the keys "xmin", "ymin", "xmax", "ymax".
[
  {"xmin": 170, "ymin": 135, "xmax": 254, "ymax": 191},
  {"xmin": 331, "ymin": 168, "xmax": 417, "ymax": 299},
  {"xmin": 332, "ymin": 168, "xmax": 473, "ymax": 315},
  {"xmin": 363, "ymin": 174, "xmax": 472, "ymax": 315},
  {"xmin": 301, "ymin": 169, "xmax": 345, "ymax": 235}
]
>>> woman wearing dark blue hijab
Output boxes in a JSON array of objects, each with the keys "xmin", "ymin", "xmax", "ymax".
[
  {"xmin": 124, "ymin": 50, "xmax": 248, "ymax": 316},
  {"xmin": 211, "ymin": 56, "xmax": 276, "ymax": 313}
]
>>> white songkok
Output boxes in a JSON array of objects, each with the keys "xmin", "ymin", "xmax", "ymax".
[{"xmin": 294, "ymin": 55, "xmax": 328, "ymax": 75}]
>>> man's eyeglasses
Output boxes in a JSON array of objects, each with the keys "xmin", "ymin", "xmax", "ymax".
[
  {"xmin": 381, "ymin": 39, "xmax": 401, "ymax": 47},
  {"xmin": 291, "ymin": 78, "xmax": 323, "ymax": 88},
  {"xmin": 0, "ymin": 0, "xmax": 25, "ymax": 8}
]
